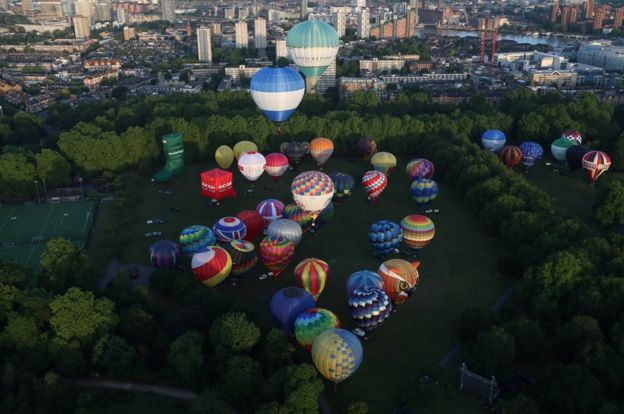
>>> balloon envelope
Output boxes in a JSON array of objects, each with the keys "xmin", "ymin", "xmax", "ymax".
[
  {"xmin": 236, "ymin": 210, "xmax": 264, "ymax": 241},
  {"xmin": 267, "ymin": 219, "xmax": 303, "ymax": 246},
  {"xmin": 328, "ymin": 172, "xmax": 355, "ymax": 203},
  {"xmin": 233, "ymin": 141, "xmax": 258, "ymax": 159},
  {"xmin": 499, "ymin": 145, "xmax": 523, "ymax": 168},
  {"xmin": 400, "ymin": 215, "xmax": 435, "ymax": 250},
  {"xmin": 250, "ymin": 66, "xmax": 305, "ymax": 123},
  {"xmin": 481, "ymin": 129, "xmax": 506, "ymax": 152},
  {"xmin": 258, "ymin": 235, "xmax": 295, "ymax": 278},
  {"xmin": 265, "ymin": 153, "xmax": 289, "ymax": 181},
  {"xmin": 179, "ymin": 225, "xmax": 216, "ymax": 256},
  {"xmin": 283, "ymin": 203, "xmax": 313, "ymax": 232},
  {"xmin": 149, "ymin": 240, "xmax": 181, "ymax": 269},
  {"xmin": 371, "ymin": 152, "xmax": 397, "ymax": 176},
  {"xmin": 582, "ymin": 150, "xmax": 611, "ymax": 183},
  {"xmin": 406, "ymin": 158, "xmax": 434, "ymax": 180},
  {"xmin": 312, "ymin": 329, "xmax": 363, "ymax": 384},
  {"xmin": 369, "ymin": 220, "xmax": 403, "ymax": 256},
  {"xmin": 357, "ymin": 137, "xmax": 377, "ymax": 161},
  {"xmin": 410, "ymin": 179, "xmax": 438, "ymax": 206},
  {"xmin": 348, "ymin": 287, "xmax": 393, "ymax": 332},
  {"xmin": 378, "ymin": 259, "xmax": 420, "ymax": 304},
  {"xmin": 215, "ymin": 145, "xmax": 234, "ymax": 169},
  {"xmin": 362, "ymin": 170, "xmax": 387, "ymax": 201},
  {"xmin": 519, "ymin": 141, "xmax": 544, "ymax": 169},
  {"xmin": 551, "ymin": 138, "xmax": 573, "ymax": 161},
  {"xmin": 280, "ymin": 141, "xmax": 309, "ymax": 166},
  {"xmin": 225, "ymin": 239, "xmax": 257, "ymax": 276},
  {"xmin": 191, "ymin": 246, "xmax": 232, "ymax": 288},
  {"xmin": 238, "ymin": 151, "xmax": 266, "ymax": 182},
  {"xmin": 294, "ymin": 258, "xmax": 329, "ymax": 300},
  {"xmin": 346, "ymin": 270, "xmax": 384, "ymax": 296},
  {"xmin": 295, "ymin": 308, "xmax": 341, "ymax": 351},
  {"xmin": 561, "ymin": 128, "xmax": 582, "ymax": 145},
  {"xmin": 310, "ymin": 137, "xmax": 334, "ymax": 167},
  {"xmin": 566, "ymin": 145, "xmax": 590, "ymax": 172},
  {"xmin": 256, "ymin": 199, "xmax": 285, "ymax": 226},
  {"xmin": 270, "ymin": 287, "xmax": 315, "ymax": 336},
  {"xmin": 291, "ymin": 171, "xmax": 335, "ymax": 219},
  {"xmin": 213, "ymin": 216, "xmax": 247, "ymax": 244}
]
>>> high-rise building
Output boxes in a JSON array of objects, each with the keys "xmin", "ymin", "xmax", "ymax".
[
  {"xmin": 409, "ymin": 0, "xmax": 418, "ymax": 9},
  {"xmin": 354, "ymin": 0, "xmax": 366, "ymax": 8},
  {"xmin": 275, "ymin": 39, "xmax": 288, "ymax": 62},
  {"xmin": 357, "ymin": 8, "xmax": 370, "ymax": 38},
  {"xmin": 550, "ymin": 0, "xmax": 560, "ymax": 23},
  {"xmin": 0, "ymin": 0, "xmax": 9, "ymax": 10},
  {"xmin": 197, "ymin": 27, "xmax": 212, "ymax": 62},
  {"xmin": 97, "ymin": 1, "xmax": 112, "ymax": 21},
  {"xmin": 583, "ymin": 0, "xmax": 594, "ymax": 19},
  {"xmin": 300, "ymin": 0, "xmax": 307, "ymax": 18},
  {"xmin": 570, "ymin": 7, "xmax": 578, "ymax": 23},
  {"xmin": 185, "ymin": 20, "xmax": 192, "ymax": 36},
  {"xmin": 75, "ymin": 1, "xmax": 94, "ymax": 23},
  {"xmin": 561, "ymin": 6, "xmax": 572, "ymax": 25},
  {"xmin": 615, "ymin": 7, "xmax": 624, "ymax": 29},
  {"xmin": 316, "ymin": 59, "xmax": 335, "ymax": 95},
  {"xmin": 73, "ymin": 15, "xmax": 91, "ymax": 39},
  {"xmin": 593, "ymin": 5, "xmax": 606, "ymax": 29},
  {"xmin": 22, "ymin": 0, "xmax": 32, "ymax": 15},
  {"xmin": 61, "ymin": 0, "xmax": 74, "ymax": 17},
  {"xmin": 224, "ymin": 6, "xmax": 235, "ymax": 19},
  {"xmin": 211, "ymin": 23, "xmax": 221, "ymax": 35},
  {"xmin": 235, "ymin": 20, "xmax": 248, "ymax": 49},
  {"xmin": 162, "ymin": 0, "xmax": 175, "ymax": 22},
  {"xmin": 255, "ymin": 17, "xmax": 266, "ymax": 49},
  {"xmin": 116, "ymin": 8, "xmax": 126, "ymax": 24},
  {"xmin": 334, "ymin": 9, "xmax": 345, "ymax": 38},
  {"xmin": 238, "ymin": 6, "xmax": 249, "ymax": 19},
  {"xmin": 123, "ymin": 26, "xmax": 136, "ymax": 41}
]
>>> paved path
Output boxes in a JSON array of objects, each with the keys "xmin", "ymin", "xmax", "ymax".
[
  {"xmin": 99, "ymin": 260, "xmax": 155, "ymax": 290},
  {"xmin": 76, "ymin": 378, "xmax": 199, "ymax": 400}
]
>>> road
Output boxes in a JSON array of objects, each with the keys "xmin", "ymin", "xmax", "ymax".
[{"xmin": 76, "ymin": 378, "xmax": 198, "ymax": 400}]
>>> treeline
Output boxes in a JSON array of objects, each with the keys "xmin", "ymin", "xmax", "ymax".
[{"xmin": 0, "ymin": 149, "xmax": 71, "ymax": 199}]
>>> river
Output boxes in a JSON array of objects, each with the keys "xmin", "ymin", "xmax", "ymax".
[{"xmin": 414, "ymin": 27, "xmax": 578, "ymax": 48}]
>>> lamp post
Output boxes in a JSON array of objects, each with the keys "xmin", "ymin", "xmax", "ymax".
[
  {"xmin": 78, "ymin": 177, "xmax": 84, "ymax": 201},
  {"xmin": 33, "ymin": 180, "xmax": 41, "ymax": 204},
  {"xmin": 10, "ymin": 216, "xmax": 17, "ymax": 241},
  {"xmin": 42, "ymin": 178, "xmax": 48, "ymax": 202}
]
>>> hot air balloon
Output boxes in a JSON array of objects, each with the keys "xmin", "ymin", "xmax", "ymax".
[
  {"xmin": 287, "ymin": 20, "xmax": 339, "ymax": 92},
  {"xmin": 148, "ymin": 240, "xmax": 181, "ymax": 269},
  {"xmin": 215, "ymin": 145, "xmax": 234, "ymax": 169},
  {"xmin": 410, "ymin": 178, "xmax": 438, "ymax": 207},
  {"xmin": 283, "ymin": 203, "xmax": 314, "ymax": 232},
  {"xmin": 310, "ymin": 137, "xmax": 334, "ymax": 168},
  {"xmin": 368, "ymin": 220, "xmax": 403, "ymax": 256},
  {"xmin": 191, "ymin": 246, "xmax": 232, "ymax": 288},
  {"xmin": 233, "ymin": 141, "xmax": 258, "ymax": 159},
  {"xmin": 499, "ymin": 145, "xmax": 523, "ymax": 169},
  {"xmin": 371, "ymin": 152, "xmax": 397, "ymax": 176},
  {"xmin": 481, "ymin": 129, "xmax": 506, "ymax": 152},
  {"xmin": 561, "ymin": 128, "xmax": 582, "ymax": 145},
  {"xmin": 346, "ymin": 270, "xmax": 384, "ymax": 297},
  {"xmin": 295, "ymin": 308, "xmax": 341, "ymax": 351},
  {"xmin": 294, "ymin": 258, "xmax": 329, "ymax": 300},
  {"xmin": 265, "ymin": 153, "xmax": 289, "ymax": 182},
  {"xmin": 378, "ymin": 259, "xmax": 420, "ymax": 304},
  {"xmin": 519, "ymin": 141, "xmax": 544, "ymax": 171},
  {"xmin": 400, "ymin": 215, "xmax": 435, "ymax": 250},
  {"xmin": 269, "ymin": 287, "xmax": 315, "ymax": 336},
  {"xmin": 314, "ymin": 202, "xmax": 334, "ymax": 231},
  {"xmin": 312, "ymin": 329, "xmax": 363, "ymax": 384},
  {"xmin": 582, "ymin": 150, "xmax": 611, "ymax": 183},
  {"xmin": 238, "ymin": 151, "xmax": 266, "ymax": 182},
  {"xmin": 551, "ymin": 138, "xmax": 573, "ymax": 162},
  {"xmin": 179, "ymin": 225, "xmax": 216, "ymax": 256},
  {"xmin": 362, "ymin": 170, "xmax": 387, "ymax": 203},
  {"xmin": 357, "ymin": 137, "xmax": 377, "ymax": 161},
  {"xmin": 200, "ymin": 169, "xmax": 236, "ymax": 200},
  {"xmin": 328, "ymin": 172, "xmax": 355, "ymax": 204},
  {"xmin": 258, "ymin": 235, "xmax": 295, "ymax": 278},
  {"xmin": 291, "ymin": 171, "xmax": 335, "ymax": 220},
  {"xmin": 225, "ymin": 239, "xmax": 258, "ymax": 276},
  {"xmin": 280, "ymin": 141, "xmax": 310, "ymax": 166},
  {"xmin": 213, "ymin": 216, "xmax": 247, "ymax": 244},
  {"xmin": 249, "ymin": 66, "xmax": 305, "ymax": 123},
  {"xmin": 267, "ymin": 219, "xmax": 303, "ymax": 246},
  {"xmin": 236, "ymin": 210, "xmax": 264, "ymax": 241},
  {"xmin": 348, "ymin": 287, "xmax": 393, "ymax": 332},
  {"xmin": 566, "ymin": 145, "xmax": 590, "ymax": 172},
  {"xmin": 406, "ymin": 158, "xmax": 434, "ymax": 180},
  {"xmin": 256, "ymin": 199, "xmax": 285, "ymax": 226}
]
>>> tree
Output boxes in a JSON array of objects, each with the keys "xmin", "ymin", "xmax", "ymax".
[
  {"xmin": 262, "ymin": 328, "xmax": 295, "ymax": 370},
  {"xmin": 345, "ymin": 91, "xmax": 379, "ymax": 112},
  {"xmin": 276, "ymin": 57, "xmax": 290, "ymax": 67},
  {"xmin": 283, "ymin": 364, "xmax": 324, "ymax": 414},
  {"xmin": 535, "ymin": 363, "xmax": 603, "ymax": 414},
  {"xmin": 168, "ymin": 330, "xmax": 204, "ymax": 382},
  {"xmin": 0, "ymin": 153, "xmax": 36, "ymax": 199},
  {"xmin": 92, "ymin": 334, "xmax": 136, "ymax": 376},
  {"xmin": 35, "ymin": 149, "xmax": 71, "ymax": 187},
  {"xmin": 40, "ymin": 238, "xmax": 89, "ymax": 293},
  {"xmin": 49, "ymin": 287, "xmax": 118, "ymax": 346},
  {"xmin": 2, "ymin": 312, "xmax": 41, "ymax": 351},
  {"xmin": 464, "ymin": 326, "xmax": 515, "ymax": 378},
  {"xmin": 499, "ymin": 394, "xmax": 539, "ymax": 414},
  {"xmin": 117, "ymin": 305, "xmax": 158, "ymax": 345},
  {"xmin": 111, "ymin": 85, "xmax": 129, "ymax": 100},
  {"xmin": 220, "ymin": 355, "xmax": 261, "ymax": 403},
  {"xmin": 347, "ymin": 401, "xmax": 369, "ymax": 414},
  {"xmin": 43, "ymin": 371, "xmax": 77, "ymax": 414},
  {"xmin": 502, "ymin": 317, "xmax": 546, "ymax": 362},
  {"xmin": 191, "ymin": 389, "xmax": 234, "ymax": 414},
  {"xmin": 209, "ymin": 312, "xmax": 260, "ymax": 354},
  {"xmin": 595, "ymin": 175, "xmax": 624, "ymax": 227}
]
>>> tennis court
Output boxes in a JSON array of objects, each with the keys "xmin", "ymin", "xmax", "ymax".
[{"xmin": 0, "ymin": 201, "xmax": 96, "ymax": 271}]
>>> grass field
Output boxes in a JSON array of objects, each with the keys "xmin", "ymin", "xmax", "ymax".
[
  {"xmin": 85, "ymin": 390, "xmax": 188, "ymax": 414},
  {"xmin": 0, "ymin": 201, "xmax": 96, "ymax": 272},
  {"xmin": 110, "ymin": 156, "xmax": 512, "ymax": 412}
]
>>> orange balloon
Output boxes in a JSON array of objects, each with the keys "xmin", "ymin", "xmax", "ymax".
[{"xmin": 310, "ymin": 138, "xmax": 334, "ymax": 167}]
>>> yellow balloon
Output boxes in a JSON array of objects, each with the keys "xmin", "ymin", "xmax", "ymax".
[
  {"xmin": 311, "ymin": 329, "xmax": 363, "ymax": 384},
  {"xmin": 233, "ymin": 141, "xmax": 258, "ymax": 160},
  {"xmin": 215, "ymin": 145, "xmax": 234, "ymax": 169},
  {"xmin": 371, "ymin": 151, "xmax": 397, "ymax": 176}
]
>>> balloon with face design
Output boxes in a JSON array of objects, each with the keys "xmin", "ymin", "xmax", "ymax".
[{"xmin": 377, "ymin": 259, "xmax": 420, "ymax": 304}]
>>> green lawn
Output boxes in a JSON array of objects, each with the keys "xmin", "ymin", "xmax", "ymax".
[
  {"xmin": 85, "ymin": 390, "xmax": 188, "ymax": 414},
  {"xmin": 102, "ymin": 156, "xmax": 511, "ymax": 412}
]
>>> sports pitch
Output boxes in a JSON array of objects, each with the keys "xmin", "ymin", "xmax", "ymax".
[
  {"xmin": 0, "ymin": 201, "xmax": 96, "ymax": 271},
  {"xmin": 109, "ymin": 156, "xmax": 512, "ymax": 412}
]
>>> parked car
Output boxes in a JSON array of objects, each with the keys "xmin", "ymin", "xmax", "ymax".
[
  {"xmin": 146, "ymin": 219, "xmax": 165, "ymax": 224},
  {"xmin": 144, "ymin": 231, "xmax": 162, "ymax": 238},
  {"xmin": 352, "ymin": 328, "xmax": 366, "ymax": 338}
]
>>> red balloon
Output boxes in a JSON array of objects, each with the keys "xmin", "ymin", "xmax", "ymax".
[{"xmin": 236, "ymin": 210, "xmax": 264, "ymax": 241}]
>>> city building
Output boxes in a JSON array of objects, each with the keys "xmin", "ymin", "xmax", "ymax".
[
  {"xmin": 300, "ymin": 0, "xmax": 307, "ymax": 19},
  {"xmin": 578, "ymin": 40, "xmax": 624, "ymax": 71},
  {"xmin": 561, "ymin": 6, "xmax": 572, "ymax": 26},
  {"xmin": 0, "ymin": 0, "xmax": 8, "ymax": 11},
  {"xmin": 583, "ymin": 0, "xmax": 594, "ymax": 19},
  {"xmin": 123, "ymin": 26, "xmax": 136, "ymax": 41},
  {"xmin": 255, "ymin": 18, "xmax": 266, "ymax": 49},
  {"xmin": 161, "ymin": 0, "xmax": 175, "ymax": 22},
  {"xmin": 409, "ymin": 0, "xmax": 418, "ymax": 9},
  {"xmin": 357, "ymin": 8, "xmax": 370, "ymax": 39},
  {"xmin": 316, "ymin": 59, "xmax": 335, "ymax": 94},
  {"xmin": 616, "ymin": 8, "xmax": 624, "ymax": 29},
  {"xmin": 529, "ymin": 70, "xmax": 577, "ymax": 88},
  {"xmin": 275, "ymin": 39, "xmax": 288, "ymax": 62},
  {"xmin": 354, "ymin": 0, "xmax": 366, "ymax": 8},
  {"xmin": 197, "ymin": 27, "xmax": 212, "ymax": 62},
  {"xmin": 593, "ymin": 5, "xmax": 606, "ymax": 30},
  {"xmin": 22, "ymin": 0, "xmax": 32, "ymax": 15},
  {"xmin": 380, "ymin": 72, "xmax": 470, "ymax": 85},
  {"xmin": 360, "ymin": 58, "xmax": 406, "ymax": 74},
  {"xmin": 72, "ymin": 16, "xmax": 90, "ymax": 39},
  {"xmin": 334, "ymin": 9, "xmax": 345, "ymax": 38},
  {"xmin": 75, "ymin": 1, "xmax": 94, "ymax": 23},
  {"xmin": 97, "ymin": 0, "xmax": 112, "ymax": 21},
  {"xmin": 84, "ymin": 58, "xmax": 121, "ymax": 71},
  {"xmin": 238, "ymin": 6, "xmax": 249, "ymax": 19},
  {"xmin": 235, "ymin": 20, "xmax": 248, "ymax": 49},
  {"xmin": 551, "ymin": 0, "xmax": 560, "ymax": 23},
  {"xmin": 224, "ymin": 65, "xmax": 261, "ymax": 82},
  {"xmin": 224, "ymin": 6, "xmax": 235, "ymax": 19},
  {"xmin": 116, "ymin": 8, "xmax": 126, "ymax": 24}
]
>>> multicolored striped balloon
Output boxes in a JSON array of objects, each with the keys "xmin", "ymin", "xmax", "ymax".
[
  {"xmin": 256, "ymin": 199, "xmax": 285, "ymax": 227},
  {"xmin": 148, "ymin": 240, "xmax": 180, "ymax": 269},
  {"xmin": 179, "ymin": 225, "xmax": 216, "ymax": 256},
  {"xmin": 312, "ymin": 329, "xmax": 363, "ymax": 384},
  {"xmin": 405, "ymin": 158, "xmax": 434, "ymax": 180},
  {"xmin": 294, "ymin": 258, "xmax": 329, "ymax": 300},
  {"xmin": 348, "ymin": 287, "xmax": 393, "ymax": 332},
  {"xmin": 291, "ymin": 171, "xmax": 334, "ymax": 220},
  {"xmin": 258, "ymin": 235, "xmax": 295, "ymax": 278},
  {"xmin": 225, "ymin": 239, "xmax": 258, "ymax": 276},
  {"xmin": 265, "ymin": 153, "xmax": 289, "ymax": 181},
  {"xmin": 213, "ymin": 216, "xmax": 247, "ymax": 244},
  {"xmin": 410, "ymin": 178, "xmax": 438, "ymax": 207},
  {"xmin": 283, "ymin": 203, "xmax": 313, "ymax": 232},
  {"xmin": 361, "ymin": 170, "xmax": 387, "ymax": 202},
  {"xmin": 346, "ymin": 270, "xmax": 384, "ymax": 296},
  {"xmin": 582, "ymin": 150, "xmax": 611, "ymax": 183},
  {"xmin": 400, "ymin": 215, "xmax": 435, "ymax": 250},
  {"xmin": 191, "ymin": 246, "xmax": 232, "ymax": 288},
  {"xmin": 499, "ymin": 145, "xmax": 523, "ymax": 169},
  {"xmin": 294, "ymin": 308, "xmax": 341, "ymax": 351},
  {"xmin": 310, "ymin": 137, "xmax": 334, "ymax": 167}
]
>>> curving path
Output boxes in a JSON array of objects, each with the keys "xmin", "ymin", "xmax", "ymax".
[{"xmin": 76, "ymin": 378, "xmax": 198, "ymax": 400}]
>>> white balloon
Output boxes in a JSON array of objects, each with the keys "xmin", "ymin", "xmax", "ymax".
[{"xmin": 238, "ymin": 151, "xmax": 266, "ymax": 182}]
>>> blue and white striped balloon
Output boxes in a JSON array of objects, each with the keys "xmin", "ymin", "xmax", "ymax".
[{"xmin": 250, "ymin": 67, "xmax": 305, "ymax": 123}]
